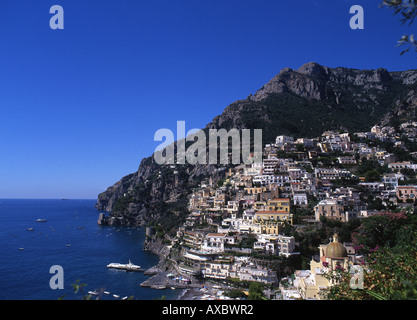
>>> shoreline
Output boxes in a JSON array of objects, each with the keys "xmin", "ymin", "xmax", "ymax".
[
  {"xmin": 142, "ymin": 241, "xmax": 231, "ymax": 300},
  {"xmin": 140, "ymin": 266, "xmax": 235, "ymax": 300}
]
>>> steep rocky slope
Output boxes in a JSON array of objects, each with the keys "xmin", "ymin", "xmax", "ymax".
[{"xmin": 96, "ymin": 62, "xmax": 417, "ymax": 232}]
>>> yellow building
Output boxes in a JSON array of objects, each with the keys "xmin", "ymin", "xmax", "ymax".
[
  {"xmin": 254, "ymin": 201, "xmax": 267, "ymax": 210},
  {"xmin": 244, "ymin": 187, "xmax": 267, "ymax": 195},
  {"xmin": 254, "ymin": 210, "xmax": 293, "ymax": 234},
  {"xmin": 314, "ymin": 199, "xmax": 346, "ymax": 222},
  {"xmin": 267, "ymin": 198, "xmax": 290, "ymax": 212},
  {"xmin": 297, "ymin": 234, "xmax": 350, "ymax": 299}
]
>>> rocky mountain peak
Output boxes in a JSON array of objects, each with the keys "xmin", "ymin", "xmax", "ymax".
[
  {"xmin": 248, "ymin": 62, "xmax": 404, "ymax": 103},
  {"xmin": 296, "ymin": 61, "xmax": 330, "ymax": 78},
  {"xmin": 249, "ymin": 62, "xmax": 332, "ymax": 102}
]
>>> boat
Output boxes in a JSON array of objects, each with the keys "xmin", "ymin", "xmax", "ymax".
[
  {"xmin": 35, "ymin": 219, "xmax": 47, "ymax": 222},
  {"xmin": 106, "ymin": 260, "xmax": 142, "ymax": 271},
  {"xmin": 103, "ymin": 291, "xmax": 110, "ymax": 295},
  {"xmin": 113, "ymin": 294, "xmax": 120, "ymax": 299},
  {"xmin": 26, "ymin": 228, "xmax": 34, "ymax": 231},
  {"xmin": 151, "ymin": 285, "xmax": 166, "ymax": 290},
  {"xmin": 65, "ymin": 244, "xmax": 71, "ymax": 247},
  {"xmin": 18, "ymin": 248, "xmax": 24, "ymax": 251},
  {"xmin": 121, "ymin": 296, "xmax": 128, "ymax": 300},
  {"xmin": 88, "ymin": 290, "xmax": 99, "ymax": 296}
]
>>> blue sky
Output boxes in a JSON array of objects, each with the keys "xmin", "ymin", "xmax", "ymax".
[{"xmin": 0, "ymin": 0, "xmax": 415, "ymax": 199}]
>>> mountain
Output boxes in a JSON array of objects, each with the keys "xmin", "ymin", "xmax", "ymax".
[
  {"xmin": 95, "ymin": 62, "xmax": 417, "ymax": 232},
  {"xmin": 207, "ymin": 62, "xmax": 417, "ymax": 142}
]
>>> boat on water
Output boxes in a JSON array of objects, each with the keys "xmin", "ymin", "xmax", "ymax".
[
  {"xmin": 88, "ymin": 290, "xmax": 99, "ymax": 296},
  {"xmin": 151, "ymin": 285, "xmax": 166, "ymax": 290},
  {"xmin": 113, "ymin": 294, "xmax": 120, "ymax": 299},
  {"xmin": 107, "ymin": 260, "xmax": 142, "ymax": 271},
  {"xmin": 26, "ymin": 228, "xmax": 34, "ymax": 231},
  {"xmin": 35, "ymin": 219, "xmax": 47, "ymax": 222}
]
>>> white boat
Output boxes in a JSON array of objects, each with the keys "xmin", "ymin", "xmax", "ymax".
[
  {"xmin": 103, "ymin": 291, "xmax": 110, "ymax": 295},
  {"xmin": 151, "ymin": 285, "xmax": 166, "ymax": 290},
  {"xmin": 88, "ymin": 290, "xmax": 99, "ymax": 296},
  {"xmin": 107, "ymin": 259, "xmax": 142, "ymax": 271},
  {"xmin": 35, "ymin": 219, "xmax": 47, "ymax": 222},
  {"xmin": 113, "ymin": 294, "xmax": 120, "ymax": 298}
]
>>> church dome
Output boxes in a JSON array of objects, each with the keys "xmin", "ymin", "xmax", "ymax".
[{"xmin": 325, "ymin": 234, "xmax": 348, "ymax": 258}]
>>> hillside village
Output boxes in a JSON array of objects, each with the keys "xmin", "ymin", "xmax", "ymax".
[{"xmin": 147, "ymin": 121, "xmax": 417, "ymax": 300}]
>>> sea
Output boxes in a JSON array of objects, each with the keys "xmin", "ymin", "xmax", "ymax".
[{"xmin": 0, "ymin": 199, "xmax": 181, "ymax": 300}]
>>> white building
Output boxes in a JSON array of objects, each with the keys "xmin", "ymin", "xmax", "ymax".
[
  {"xmin": 239, "ymin": 266, "xmax": 277, "ymax": 284},
  {"xmin": 253, "ymin": 174, "xmax": 290, "ymax": 186},
  {"xmin": 315, "ymin": 168, "xmax": 352, "ymax": 180},
  {"xmin": 201, "ymin": 233, "xmax": 236, "ymax": 253},
  {"xmin": 388, "ymin": 161, "xmax": 417, "ymax": 172},
  {"xmin": 253, "ymin": 234, "xmax": 298, "ymax": 257},
  {"xmin": 382, "ymin": 173, "xmax": 404, "ymax": 190},
  {"xmin": 243, "ymin": 162, "xmax": 262, "ymax": 176},
  {"xmin": 276, "ymin": 135, "xmax": 294, "ymax": 146},
  {"xmin": 228, "ymin": 211, "xmax": 261, "ymax": 234},
  {"xmin": 293, "ymin": 192, "xmax": 308, "ymax": 205}
]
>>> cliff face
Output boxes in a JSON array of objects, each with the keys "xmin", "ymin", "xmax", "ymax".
[
  {"xmin": 96, "ymin": 62, "xmax": 417, "ymax": 230},
  {"xmin": 96, "ymin": 154, "xmax": 228, "ymax": 228}
]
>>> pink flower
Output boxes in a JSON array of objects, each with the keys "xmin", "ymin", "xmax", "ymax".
[{"xmin": 369, "ymin": 246, "xmax": 379, "ymax": 253}]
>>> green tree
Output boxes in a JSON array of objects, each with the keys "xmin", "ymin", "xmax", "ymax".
[
  {"xmin": 381, "ymin": 0, "xmax": 417, "ymax": 55},
  {"xmin": 321, "ymin": 239, "xmax": 417, "ymax": 300},
  {"xmin": 365, "ymin": 169, "xmax": 381, "ymax": 182},
  {"xmin": 248, "ymin": 282, "xmax": 265, "ymax": 300},
  {"xmin": 352, "ymin": 210, "xmax": 417, "ymax": 252}
]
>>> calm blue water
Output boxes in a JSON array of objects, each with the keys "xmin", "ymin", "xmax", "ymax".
[{"xmin": 0, "ymin": 199, "xmax": 180, "ymax": 300}]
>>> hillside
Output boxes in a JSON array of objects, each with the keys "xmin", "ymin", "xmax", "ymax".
[{"xmin": 96, "ymin": 62, "xmax": 417, "ymax": 232}]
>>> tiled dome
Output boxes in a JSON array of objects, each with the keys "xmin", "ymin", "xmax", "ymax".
[{"xmin": 325, "ymin": 234, "xmax": 347, "ymax": 258}]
